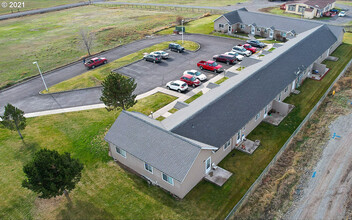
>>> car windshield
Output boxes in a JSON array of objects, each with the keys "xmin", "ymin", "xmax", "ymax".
[
  {"xmin": 182, "ymin": 83, "xmax": 187, "ymax": 87},
  {"xmin": 240, "ymin": 48, "xmax": 246, "ymax": 52},
  {"xmin": 195, "ymin": 71, "xmax": 201, "ymax": 76},
  {"xmin": 212, "ymin": 62, "xmax": 218, "ymax": 66},
  {"xmin": 190, "ymin": 76, "xmax": 197, "ymax": 81},
  {"xmin": 247, "ymin": 45, "xmax": 252, "ymax": 48}
]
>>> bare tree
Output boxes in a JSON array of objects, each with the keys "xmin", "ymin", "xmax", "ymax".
[
  {"xmin": 79, "ymin": 29, "xmax": 95, "ymax": 56},
  {"xmin": 176, "ymin": 16, "xmax": 184, "ymax": 25}
]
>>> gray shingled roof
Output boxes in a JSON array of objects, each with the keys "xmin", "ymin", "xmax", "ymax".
[
  {"xmin": 104, "ymin": 111, "xmax": 202, "ymax": 182},
  {"xmin": 221, "ymin": 8, "xmax": 340, "ymax": 36},
  {"xmin": 170, "ymin": 25, "xmax": 337, "ymax": 147}
]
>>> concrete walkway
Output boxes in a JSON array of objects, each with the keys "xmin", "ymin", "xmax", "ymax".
[{"xmin": 23, "ymin": 73, "xmax": 227, "ymax": 119}]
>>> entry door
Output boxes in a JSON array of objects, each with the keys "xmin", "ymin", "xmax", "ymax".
[
  {"xmin": 264, "ymin": 106, "xmax": 268, "ymax": 118},
  {"xmin": 292, "ymin": 80, "xmax": 296, "ymax": 90},
  {"xmin": 228, "ymin": 25, "xmax": 232, "ymax": 34},
  {"xmin": 251, "ymin": 26, "xmax": 255, "ymax": 35},
  {"xmin": 269, "ymin": 30, "xmax": 273, "ymax": 38},
  {"xmin": 205, "ymin": 157, "xmax": 211, "ymax": 174}
]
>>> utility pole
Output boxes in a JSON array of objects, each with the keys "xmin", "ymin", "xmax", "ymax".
[{"xmin": 33, "ymin": 61, "xmax": 48, "ymax": 92}]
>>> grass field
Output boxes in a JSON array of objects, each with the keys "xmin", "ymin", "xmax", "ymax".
[
  {"xmin": 337, "ymin": 1, "xmax": 352, "ymax": 6},
  {"xmin": 184, "ymin": 91, "xmax": 203, "ymax": 103},
  {"xmin": 0, "ymin": 5, "xmax": 202, "ymax": 89},
  {"xmin": 112, "ymin": 0, "xmax": 247, "ymax": 6},
  {"xmin": 259, "ymin": 7, "xmax": 302, "ymax": 18},
  {"xmin": 44, "ymin": 40, "xmax": 199, "ymax": 93},
  {"xmin": 0, "ymin": 0, "xmax": 83, "ymax": 15},
  {"xmin": 2, "ymin": 43, "xmax": 350, "ymax": 220}
]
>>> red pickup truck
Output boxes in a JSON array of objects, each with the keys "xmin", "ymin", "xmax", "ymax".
[
  {"xmin": 197, "ymin": 60, "xmax": 223, "ymax": 73},
  {"xmin": 238, "ymin": 44, "xmax": 257, "ymax": 54},
  {"xmin": 84, "ymin": 57, "xmax": 107, "ymax": 69}
]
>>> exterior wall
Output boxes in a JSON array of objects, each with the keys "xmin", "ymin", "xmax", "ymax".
[
  {"xmin": 214, "ymin": 16, "xmax": 230, "ymax": 33},
  {"xmin": 109, "ymin": 143, "xmax": 187, "ymax": 198},
  {"xmin": 304, "ymin": 10, "xmax": 315, "ymax": 19},
  {"xmin": 285, "ymin": 3, "xmax": 308, "ymax": 15}
]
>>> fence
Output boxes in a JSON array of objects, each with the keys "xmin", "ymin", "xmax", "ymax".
[
  {"xmin": 96, "ymin": 3, "xmax": 225, "ymax": 14},
  {"xmin": 225, "ymin": 57, "xmax": 352, "ymax": 220}
]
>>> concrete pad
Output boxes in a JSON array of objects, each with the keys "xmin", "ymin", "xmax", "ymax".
[{"xmin": 204, "ymin": 167, "xmax": 232, "ymax": 187}]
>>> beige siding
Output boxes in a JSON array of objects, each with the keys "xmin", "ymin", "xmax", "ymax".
[{"xmin": 214, "ymin": 16, "xmax": 229, "ymax": 33}]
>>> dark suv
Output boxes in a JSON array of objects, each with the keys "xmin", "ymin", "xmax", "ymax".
[
  {"xmin": 212, "ymin": 54, "xmax": 237, "ymax": 65},
  {"xmin": 169, "ymin": 43, "xmax": 185, "ymax": 53}
]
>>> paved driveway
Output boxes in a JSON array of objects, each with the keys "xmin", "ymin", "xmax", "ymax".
[
  {"xmin": 0, "ymin": 34, "xmax": 244, "ymax": 114},
  {"xmin": 117, "ymin": 43, "xmax": 240, "ymax": 94}
]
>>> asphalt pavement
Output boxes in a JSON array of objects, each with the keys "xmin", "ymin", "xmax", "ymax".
[{"xmin": 0, "ymin": 34, "xmax": 242, "ymax": 114}]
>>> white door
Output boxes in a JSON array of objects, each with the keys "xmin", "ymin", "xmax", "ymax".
[
  {"xmin": 205, "ymin": 157, "xmax": 211, "ymax": 174},
  {"xmin": 251, "ymin": 26, "xmax": 255, "ymax": 35},
  {"xmin": 269, "ymin": 30, "xmax": 273, "ymax": 38},
  {"xmin": 228, "ymin": 25, "xmax": 232, "ymax": 34},
  {"xmin": 264, "ymin": 106, "xmax": 268, "ymax": 118},
  {"xmin": 292, "ymin": 80, "xmax": 296, "ymax": 90}
]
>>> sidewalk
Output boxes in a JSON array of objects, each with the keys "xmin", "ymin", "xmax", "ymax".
[{"xmin": 22, "ymin": 73, "xmax": 227, "ymax": 119}]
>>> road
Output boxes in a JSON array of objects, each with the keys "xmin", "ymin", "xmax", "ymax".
[
  {"xmin": 0, "ymin": 34, "xmax": 239, "ymax": 114},
  {"xmin": 288, "ymin": 113, "xmax": 352, "ymax": 220}
]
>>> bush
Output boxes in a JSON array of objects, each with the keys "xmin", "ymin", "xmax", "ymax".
[{"xmin": 176, "ymin": 16, "xmax": 184, "ymax": 25}]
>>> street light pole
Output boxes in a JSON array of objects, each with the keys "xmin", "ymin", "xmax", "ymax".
[
  {"xmin": 181, "ymin": 19, "xmax": 184, "ymax": 44},
  {"xmin": 33, "ymin": 61, "xmax": 48, "ymax": 92}
]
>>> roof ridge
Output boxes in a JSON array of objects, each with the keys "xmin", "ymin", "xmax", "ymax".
[{"xmin": 123, "ymin": 110, "xmax": 204, "ymax": 149}]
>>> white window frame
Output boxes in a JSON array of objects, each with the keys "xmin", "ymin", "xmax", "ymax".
[
  {"xmin": 162, "ymin": 173, "xmax": 174, "ymax": 185},
  {"xmin": 144, "ymin": 163, "xmax": 153, "ymax": 174},
  {"xmin": 264, "ymin": 105, "xmax": 268, "ymax": 118},
  {"xmin": 288, "ymin": 5, "xmax": 296, "ymax": 11},
  {"xmin": 285, "ymin": 86, "xmax": 288, "ymax": 93},
  {"xmin": 205, "ymin": 157, "xmax": 211, "ymax": 174},
  {"xmin": 236, "ymin": 130, "xmax": 241, "ymax": 143},
  {"xmin": 224, "ymin": 139, "xmax": 231, "ymax": 150},
  {"xmin": 255, "ymin": 112, "xmax": 261, "ymax": 121},
  {"xmin": 116, "ymin": 146, "xmax": 126, "ymax": 158}
]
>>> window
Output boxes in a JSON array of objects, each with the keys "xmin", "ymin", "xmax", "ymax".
[
  {"xmin": 144, "ymin": 163, "xmax": 153, "ymax": 173},
  {"xmin": 264, "ymin": 106, "xmax": 268, "ymax": 116},
  {"xmin": 242, "ymin": 126, "xmax": 246, "ymax": 132},
  {"xmin": 162, "ymin": 173, "xmax": 174, "ymax": 185},
  {"xmin": 255, "ymin": 112, "xmax": 260, "ymax": 121},
  {"xmin": 224, "ymin": 139, "xmax": 231, "ymax": 150},
  {"xmin": 278, "ymin": 93, "xmax": 281, "ymax": 101},
  {"xmin": 264, "ymin": 29, "xmax": 267, "ymax": 33},
  {"xmin": 219, "ymin": 24, "xmax": 224, "ymax": 28},
  {"xmin": 116, "ymin": 147, "xmax": 126, "ymax": 158},
  {"xmin": 281, "ymin": 32, "xmax": 287, "ymax": 37},
  {"xmin": 256, "ymin": 27, "xmax": 261, "ymax": 32},
  {"xmin": 288, "ymin": 5, "xmax": 296, "ymax": 11},
  {"xmin": 285, "ymin": 86, "xmax": 288, "ymax": 93},
  {"xmin": 298, "ymin": 6, "xmax": 305, "ymax": 12},
  {"xmin": 240, "ymin": 24, "xmax": 244, "ymax": 29},
  {"xmin": 237, "ymin": 131, "xmax": 241, "ymax": 141}
]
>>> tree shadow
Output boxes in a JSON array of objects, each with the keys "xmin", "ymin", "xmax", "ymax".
[
  {"xmin": 18, "ymin": 140, "xmax": 40, "ymax": 163},
  {"xmin": 56, "ymin": 200, "xmax": 114, "ymax": 220}
]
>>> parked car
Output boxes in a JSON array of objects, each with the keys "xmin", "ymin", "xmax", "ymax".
[
  {"xmin": 180, "ymin": 74, "xmax": 201, "ymax": 87},
  {"xmin": 150, "ymin": 51, "xmax": 169, "ymax": 59},
  {"xmin": 246, "ymin": 40, "xmax": 266, "ymax": 48},
  {"xmin": 183, "ymin": 70, "xmax": 207, "ymax": 81},
  {"xmin": 330, "ymin": 8, "xmax": 339, "ymax": 13},
  {"xmin": 338, "ymin": 11, "xmax": 346, "ymax": 17},
  {"xmin": 232, "ymin": 46, "xmax": 251, "ymax": 57},
  {"xmin": 224, "ymin": 52, "xmax": 244, "ymax": 61},
  {"xmin": 280, "ymin": 3, "xmax": 286, "ymax": 10},
  {"xmin": 143, "ymin": 54, "xmax": 161, "ymax": 63},
  {"xmin": 238, "ymin": 44, "xmax": 257, "ymax": 54},
  {"xmin": 169, "ymin": 43, "xmax": 185, "ymax": 53},
  {"xmin": 213, "ymin": 54, "xmax": 237, "ymax": 65},
  {"xmin": 84, "ymin": 57, "xmax": 107, "ymax": 69},
  {"xmin": 166, "ymin": 80, "xmax": 188, "ymax": 92},
  {"xmin": 323, "ymin": 11, "xmax": 333, "ymax": 17},
  {"xmin": 197, "ymin": 60, "xmax": 223, "ymax": 73}
]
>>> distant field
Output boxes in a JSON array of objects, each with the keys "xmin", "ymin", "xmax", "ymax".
[
  {"xmin": 112, "ymin": 0, "xmax": 246, "ymax": 6},
  {"xmin": 337, "ymin": 1, "xmax": 352, "ymax": 6},
  {"xmin": 0, "ymin": 5, "xmax": 202, "ymax": 88},
  {"xmin": 0, "ymin": 0, "xmax": 83, "ymax": 15}
]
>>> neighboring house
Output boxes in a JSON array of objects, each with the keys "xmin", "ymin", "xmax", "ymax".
[
  {"xmin": 285, "ymin": 0, "xmax": 336, "ymax": 18},
  {"xmin": 213, "ymin": 8, "xmax": 337, "ymax": 41},
  {"xmin": 105, "ymin": 9, "xmax": 344, "ymax": 199}
]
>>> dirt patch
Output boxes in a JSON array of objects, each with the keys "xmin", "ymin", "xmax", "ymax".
[
  {"xmin": 258, "ymin": 7, "xmax": 275, "ymax": 13},
  {"xmin": 232, "ymin": 66, "xmax": 352, "ymax": 219}
]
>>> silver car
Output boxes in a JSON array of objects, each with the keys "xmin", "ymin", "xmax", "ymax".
[{"xmin": 150, "ymin": 51, "xmax": 169, "ymax": 59}]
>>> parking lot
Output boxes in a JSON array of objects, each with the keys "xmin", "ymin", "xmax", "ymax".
[{"xmin": 116, "ymin": 36, "xmax": 244, "ymax": 94}]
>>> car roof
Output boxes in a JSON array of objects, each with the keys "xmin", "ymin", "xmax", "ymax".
[
  {"xmin": 183, "ymin": 74, "xmax": 194, "ymax": 78},
  {"xmin": 207, "ymin": 60, "xmax": 215, "ymax": 63},
  {"xmin": 173, "ymin": 80, "xmax": 185, "ymax": 84}
]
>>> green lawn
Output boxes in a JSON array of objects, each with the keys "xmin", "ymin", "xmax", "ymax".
[
  {"xmin": 184, "ymin": 91, "xmax": 203, "ymax": 104},
  {"xmin": 260, "ymin": 7, "xmax": 303, "ymax": 19},
  {"xmin": 0, "ymin": 0, "xmax": 83, "ymax": 15},
  {"xmin": 215, "ymin": 77, "xmax": 229, "ymax": 84},
  {"xmin": 44, "ymin": 40, "xmax": 199, "ymax": 93},
  {"xmin": 169, "ymin": 108, "xmax": 178, "ymax": 113},
  {"xmin": 112, "ymin": 0, "xmax": 247, "ymax": 6},
  {"xmin": 156, "ymin": 116, "xmax": 166, "ymax": 121},
  {"xmin": 337, "ymin": 1, "xmax": 352, "ymax": 6},
  {"xmin": 268, "ymin": 47, "xmax": 276, "ymax": 52},
  {"xmin": 0, "ymin": 5, "xmax": 202, "ymax": 89},
  {"xmin": 0, "ymin": 92, "xmax": 177, "ymax": 220}
]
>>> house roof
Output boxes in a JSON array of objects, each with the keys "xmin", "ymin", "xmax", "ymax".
[
  {"xmin": 104, "ymin": 111, "xmax": 204, "ymax": 182},
  {"xmin": 287, "ymin": 0, "xmax": 335, "ymax": 9},
  {"xmin": 220, "ymin": 7, "xmax": 339, "ymax": 35},
  {"xmin": 167, "ymin": 25, "xmax": 338, "ymax": 148}
]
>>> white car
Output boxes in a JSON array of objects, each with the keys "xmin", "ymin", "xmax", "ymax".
[
  {"xmin": 183, "ymin": 70, "xmax": 207, "ymax": 81},
  {"xmin": 338, "ymin": 11, "xmax": 346, "ymax": 17},
  {"xmin": 232, "ymin": 46, "xmax": 251, "ymax": 57},
  {"xmin": 166, "ymin": 80, "xmax": 188, "ymax": 93},
  {"xmin": 224, "ymin": 52, "xmax": 244, "ymax": 61},
  {"xmin": 150, "ymin": 51, "xmax": 169, "ymax": 59}
]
